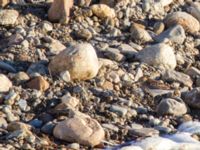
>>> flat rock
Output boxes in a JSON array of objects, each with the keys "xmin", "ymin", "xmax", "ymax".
[
  {"xmin": 0, "ymin": 74, "xmax": 12, "ymax": 93},
  {"xmin": 156, "ymin": 98, "xmax": 188, "ymax": 116},
  {"xmin": 136, "ymin": 43, "xmax": 177, "ymax": 70},
  {"xmin": 0, "ymin": 9, "xmax": 19, "ymax": 26},
  {"xmin": 162, "ymin": 70, "xmax": 193, "ymax": 87},
  {"xmin": 49, "ymin": 43, "xmax": 99, "ymax": 80},
  {"xmin": 53, "ymin": 112, "xmax": 105, "ymax": 146},
  {"xmin": 164, "ymin": 11, "xmax": 199, "ymax": 34},
  {"xmin": 182, "ymin": 88, "xmax": 200, "ymax": 108},
  {"xmin": 154, "ymin": 25, "xmax": 186, "ymax": 44}
]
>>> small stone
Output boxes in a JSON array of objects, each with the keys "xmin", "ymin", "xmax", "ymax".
[
  {"xmin": 164, "ymin": 11, "xmax": 199, "ymax": 34},
  {"xmin": 8, "ymin": 33, "xmax": 24, "ymax": 45},
  {"xmin": 18, "ymin": 99, "xmax": 28, "ymax": 111},
  {"xmin": 4, "ymin": 91, "xmax": 19, "ymax": 105},
  {"xmin": 136, "ymin": 43, "xmax": 177, "ymax": 70},
  {"xmin": 0, "ymin": 74, "xmax": 12, "ymax": 93},
  {"xmin": 0, "ymin": 0, "xmax": 10, "ymax": 7},
  {"xmin": 48, "ymin": 0, "xmax": 73, "ymax": 23},
  {"xmin": 0, "ymin": 9, "xmax": 19, "ymax": 25},
  {"xmin": 29, "ymin": 119, "xmax": 43, "ymax": 128},
  {"xmin": 185, "ymin": 67, "xmax": 200, "ymax": 78},
  {"xmin": 27, "ymin": 76, "xmax": 49, "ymax": 92},
  {"xmin": 156, "ymin": 98, "xmax": 188, "ymax": 116},
  {"xmin": 61, "ymin": 94, "xmax": 80, "ymax": 108},
  {"xmin": 91, "ymin": 4, "xmax": 116, "ymax": 19},
  {"xmin": 104, "ymin": 47, "xmax": 125, "ymax": 62},
  {"xmin": 188, "ymin": 2, "xmax": 200, "ymax": 23},
  {"xmin": 53, "ymin": 112, "xmax": 105, "ymax": 146},
  {"xmin": 14, "ymin": 72, "xmax": 30, "ymax": 84},
  {"xmin": 131, "ymin": 23, "xmax": 152, "ymax": 43},
  {"xmin": 154, "ymin": 25, "xmax": 186, "ymax": 44},
  {"xmin": 67, "ymin": 143, "xmax": 80, "ymax": 150},
  {"xmin": 154, "ymin": 22, "xmax": 165, "ymax": 34},
  {"xmin": 0, "ymin": 117, "xmax": 7, "ymax": 128},
  {"xmin": 47, "ymin": 39, "xmax": 66, "ymax": 55},
  {"xmin": 40, "ymin": 21, "xmax": 53, "ymax": 32},
  {"xmin": 110, "ymin": 105, "xmax": 128, "ymax": 117},
  {"xmin": 162, "ymin": 70, "xmax": 193, "ymax": 87},
  {"xmin": 60, "ymin": 70, "xmax": 71, "ymax": 82},
  {"xmin": 41, "ymin": 122, "xmax": 55, "ymax": 135},
  {"xmin": 128, "ymin": 127, "xmax": 159, "ymax": 137},
  {"xmin": 49, "ymin": 43, "xmax": 99, "ymax": 80},
  {"xmin": 75, "ymin": 29, "xmax": 93, "ymax": 40},
  {"xmin": 182, "ymin": 88, "xmax": 200, "ymax": 108}
]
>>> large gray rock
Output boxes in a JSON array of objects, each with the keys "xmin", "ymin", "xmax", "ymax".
[
  {"xmin": 154, "ymin": 25, "xmax": 186, "ymax": 44},
  {"xmin": 53, "ymin": 111, "xmax": 105, "ymax": 146},
  {"xmin": 156, "ymin": 98, "xmax": 188, "ymax": 116},
  {"xmin": 0, "ymin": 74, "xmax": 12, "ymax": 92},
  {"xmin": 188, "ymin": 2, "xmax": 200, "ymax": 23},
  {"xmin": 49, "ymin": 43, "xmax": 99, "ymax": 80},
  {"xmin": 136, "ymin": 43, "xmax": 177, "ymax": 70}
]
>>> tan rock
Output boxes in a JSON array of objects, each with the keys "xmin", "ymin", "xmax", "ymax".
[
  {"xmin": 49, "ymin": 43, "xmax": 99, "ymax": 81},
  {"xmin": 91, "ymin": 4, "xmax": 116, "ymax": 19},
  {"xmin": 0, "ymin": 0, "xmax": 10, "ymax": 7},
  {"xmin": 131, "ymin": 23, "xmax": 152, "ymax": 43},
  {"xmin": 164, "ymin": 12, "xmax": 199, "ymax": 34},
  {"xmin": 53, "ymin": 112, "xmax": 105, "ymax": 146},
  {"xmin": 27, "ymin": 76, "xmax": 49, "ymax": 92},
  {"xmin": 48, "ymin": 0, "xmax": 73, "ymax": 23},
  {"xmin": 0, "ymin": 74, "xmax": 12, "ymax": 93},
  {"xmin": 0, "ymin": 9, "xmax": 19, "ymax": 26}
]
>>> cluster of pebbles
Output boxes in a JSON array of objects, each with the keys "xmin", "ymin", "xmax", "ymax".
[{"xmin": 1, "ymin": 0, "xmax": 200, "ymax": 149}]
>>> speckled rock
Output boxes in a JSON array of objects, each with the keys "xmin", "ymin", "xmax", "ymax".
[
  {"xmin": 49, "ymin": 43, "xmax": 99, "ymax": 80},
  {"xmin": 53, "ymin": 112, "xmax": 105, "ymax": 146},
  {"xmin": 0, "ymin": 9, "xmax": 19, "ymax": 25},
  {"xmin": 164, "ymin": 12, "xmax": 199, "ymax": 34}
]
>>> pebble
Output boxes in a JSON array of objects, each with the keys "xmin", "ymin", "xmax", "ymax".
[
  {"xmin": 18, "ymin": 99, "xmax": 28, "ymax": 111},
  {"xmin": 0, "ymin": 117, "xmax": 7, "ymax": 128},
  {"xmin": 128, "ymin": 127, "xmax": 159, "ymax": 137},
  {"xmin": 0, "ymin": 0, "xmax": 9, "ymax": 7},
  {"xmin": 41, "ymin": 122, "xmax": 55, "ymax": 134},
  {"xmin": 47, "ymin": 39, "xmax": 66, "ymax": 55},
  {"xmin": 188, "ymin": 2, "xmax": 200, "ymax": 23},
  {"xmin": 154, "ymin": 25, "xmax": 186, "ymax": 44},
  {"xmin": 156, "ymin": 98, "xmax": 188, "ymax": 116},
  {"xmin": 164, "ymin": 11, "xmax": 200, "ymax": 34},
  {"xmin": 182, "ymin": 88, "xmax": 200, "ymax": 108},
  {"xmin": 0, "ymin": 74, "xmax": 12, "ymax": 93},
  {"xmin": 0, "ymin": 9, "xmax": 19, "ymax": 25},
  {"xmin": 49, "ymin": 43, "xmax": 99, "ymax": 80},
  {"xmin": 131, "ymin": 23, "xmax": 152, "ymax": 43},
  {"xmin": 162, "ymin": 70, "xmax": 193, "ymax": 87},
  {"xmin": 185, "ymin": 66, "xmax": 200, "ymax": 78},
  {"xmin": 29, "ymin": 119, "xmax": 43, "ymax": 128},
  {"xmin": 27, "ymin": 76, "xmax": 49, "ymax": 92},
  {"xmin": 91, "ymin": 4, "xmax": 116, "ymax": 19},
  {"xmin": 110, "ymin": 105, "xmax": 128, "ymax": 117},
  {"xmin": 104, "ymin": 47, "xmax": 125, "ymax": 62},
  {"xmin": 53, "ymin": 111, "xmax": 105, "ymax": 146},
  {"xmin": 14, "ymin": 72, "xmax": 30, "ymax": 84},
  {"xmin": 60, "ymin": 70, "xmax": 71, "ymax": 82},
  {"xmin": 136, "ymin": 43, "xmax": 177, "ymax": 70}
]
